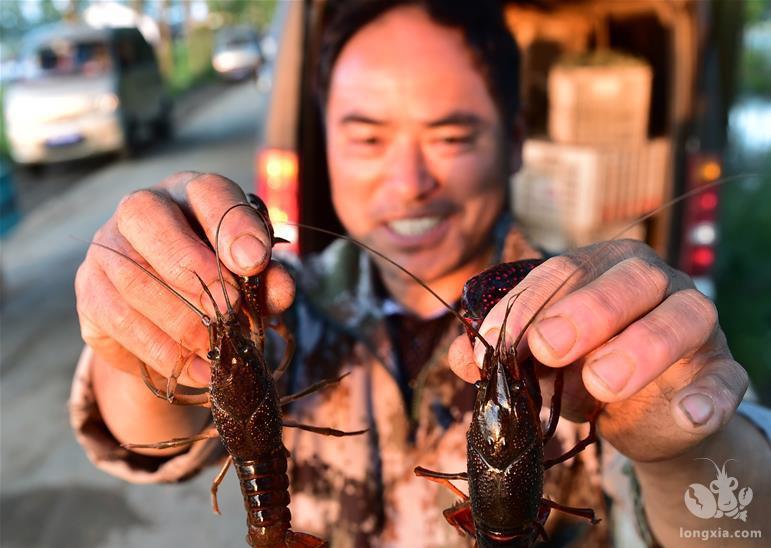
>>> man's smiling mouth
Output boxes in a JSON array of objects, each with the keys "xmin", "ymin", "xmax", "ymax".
[{"xmin": 387, "ymin": 216, "xmax": 443, "ymax": 237}]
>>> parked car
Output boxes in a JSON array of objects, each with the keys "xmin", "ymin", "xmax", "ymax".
[
  {"xmin": 212, "ymin": 25, "xmax": 263, "ymax": 81},
  {"xmin": 3, "ymin": 23, "xmax": 172, "ymax": 166}
]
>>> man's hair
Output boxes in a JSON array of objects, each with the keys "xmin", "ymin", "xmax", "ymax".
[{"xmin": 317, "ymin": 0, "xmax": 521, "ymax": 134}]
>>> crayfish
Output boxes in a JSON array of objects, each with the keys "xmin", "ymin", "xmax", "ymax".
[
  {"xmin": 93, "ymin": 196, "xmax": 365, "ymax": 547},
  {"xmin": 414, "ymin": 260, "xmax": 600, "ymax": 547}
]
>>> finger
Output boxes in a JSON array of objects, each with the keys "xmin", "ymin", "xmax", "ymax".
[
  {"xmin": 528, "ymin": 257, "xmax": 669, "ymax": 366},
  {"xmin": 472, "ymin": 241, "xmax": 682, "ymax": 367},
  {"xmin": 90, "ymin": 222, "xmax": 215, "ymax": 351},
  {"xmin": 77, "ymin": 262, "xmax": 211, "ymax": 387},
  {"xmin": 581, "ymin": 289, "xmax": 718, "ymax": 402},
  {"xmin": 182, "ymin": 173, "xmax": 273, "ymax": 277},
  {"xmin": 670, "ymin": 349, "xmax": 747, "ymax": 437},
  {"xmin": 448, "ymin": 334, "xmax": 480, "ymax": 383},
  {"xmin": 263, "ymin": 261, "xmax": 296, "ymax": 315},
  {"xmin": 472, "ymin": 255, "xmax": 587, "ymax": 365},
  {"xmin": 113, "ymin": 188, "xmax": 241, "ymax": 316}
]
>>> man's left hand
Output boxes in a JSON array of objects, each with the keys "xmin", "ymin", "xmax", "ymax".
[{"xmin": 448, "ymin": 239, "xmax": 748, "ymax": 462}]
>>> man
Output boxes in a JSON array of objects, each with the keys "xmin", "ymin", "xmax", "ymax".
[{"xmin": 72, "ymin": 1, "xmax": 769, "ymax": 546}]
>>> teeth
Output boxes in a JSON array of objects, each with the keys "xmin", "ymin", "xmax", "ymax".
[{"xmin": 388, "ymin": 216, "xmax": 441, "ymax": 236}]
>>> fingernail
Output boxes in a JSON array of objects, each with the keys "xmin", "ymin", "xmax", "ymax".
[
  {"xmin": 679, "ymin": 393, "xmax": 714, "ymax": 426},
  {"xmin": 230, "ymin": 234, "xmax": 267, "ymax": 271},
  {"xmin": 199, "ymin": 281, "xmax": 240, "ymax": 316},
  {"xmin": 474, "ymin": 328, "xmax": 500, "ymax": 366},
  {"xmin": 189, "ymin": 357, "xmax": 211, "ymax": 385},
  {"xmin": 533, "ymin": 316, "xmax": 577, "ymax": 358},
  {"xmin": 586, "ymin": 352, "xmax": 634, "ymax": 394}
]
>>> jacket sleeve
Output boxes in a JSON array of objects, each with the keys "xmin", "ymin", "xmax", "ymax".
[
  {"xmin": 68, "ymin": 346, "xmax": 225, "ymax": 484},
  {"xmin": 602, "ymin": 400, "xmax": 771, "ymax": 548}
]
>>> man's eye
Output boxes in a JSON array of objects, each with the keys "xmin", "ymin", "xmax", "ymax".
[
  {"xmin": 433, "ymin": 133, "xmax": 476, "ymax": 147},
  {"xmin": 442, "ymin": 135, "xmax": 473, "ymax": 144},
  {"xmin": 352, "ymin": 136, "xmax": 381, "ymax": 146}
]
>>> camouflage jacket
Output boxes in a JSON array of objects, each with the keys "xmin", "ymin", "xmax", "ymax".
[{"xmin": 71, "ymin": 222, "xmax": 660, "ymax": 547}]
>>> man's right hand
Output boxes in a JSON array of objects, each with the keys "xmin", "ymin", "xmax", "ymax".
[{"xmin": 75, "ymin": 172, "xmax": 296, "ymax": 390}]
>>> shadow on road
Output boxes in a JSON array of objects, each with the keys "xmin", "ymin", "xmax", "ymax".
[{"xmin": 1, "ymin": 485, "xmax": 149, "ymax": 548}]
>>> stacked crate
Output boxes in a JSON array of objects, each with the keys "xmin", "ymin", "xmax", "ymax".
[{"xmin": 512, "ymin": 51, "xmax": 669, "ymax": 251}]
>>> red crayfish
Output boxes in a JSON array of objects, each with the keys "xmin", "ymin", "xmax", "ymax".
[{"xmin": 93, "ymin": 195, "xmax": 365, "ymax": 548}]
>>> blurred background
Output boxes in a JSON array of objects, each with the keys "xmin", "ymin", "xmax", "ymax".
[{"xmin": 1, "ymin": 0, "xmax": 769, "ymax": 547}]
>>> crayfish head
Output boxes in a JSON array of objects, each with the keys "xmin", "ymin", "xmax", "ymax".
[{"xmin": 472, "ymin": 352, "xmax": 538, "ymax": 464}]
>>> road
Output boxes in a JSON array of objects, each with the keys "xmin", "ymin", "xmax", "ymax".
[{"xmin": 1, "ymin": 80, "xmax": 267, "ymax": 548}]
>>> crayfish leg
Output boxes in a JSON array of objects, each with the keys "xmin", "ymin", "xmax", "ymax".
[
  {"xmin": 139, "ymin": 361, "xmax": 211, "ymax": 407},
  {"xmin": 544, "ymin": 407, "xmax": 599, "ymax": 470},
  {"xmin": 210, "ymin": 455, "xmax": 232, "ymax": 515},
  {"xmin": 413, "ymin": 467, "xmax": 469, "ymax": 500},
  {"xmin": 280, "ymin": 373, "xmax": 350, "ymax": 406},
  {"xmin": 541, "ymin": 498, "xmax": 600, "ymax": 525},
  {"xmin": 269, "ymin": 318, "xmax": 296, "ymax": 381},
  {"xmin": 122, "ymin": 426, "xmax": 219, "ymax": 450},
  {"xmin": 282, "ymin": 420, "xmax": 368, "ymax": 437},
  {"xmin": 542, "ymin": 369, "xmax": 565, "ymax": 445},
  {"xmin": 443, "ymin": 500, "xmax": 476, "ymax": 539}
]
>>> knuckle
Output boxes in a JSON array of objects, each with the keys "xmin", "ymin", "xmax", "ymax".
[
  {"xmin": 706, "ymin": 365, "xmax": 748, "ymax": 405},
  {"xmin": 109, "ymin": 302, "xmax": 137, "ymax": 336},
  {"xmin": 164, "ymin": 239, "xmax": 213, "ymax": 285},
  {"xmin": 117, "ymin": 189, "xmax": 166, "ymax": 227},
  {"xmin": 621, "ymin": 257, "xmax": 669, "ymax": 297},
  {"xmin": 581, "ymin": 285, "xmax": 625, "ymax": 331},
  {"xmin": 541, "ymin": 255, "xmax": 581, "ymax": 281},
  {"xmin": 187, "ymin": 172, "xmax": 236, "ymax": 201},
  {"xmin": 678, "ymin": 289, "xmax": 718, "ymax": 327},
  {"xmin": 627, "ymin": 314, "xmax": 679, "ymax": 365}
]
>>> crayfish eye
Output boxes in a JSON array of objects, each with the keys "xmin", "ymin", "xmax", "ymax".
[
  {"xmin": 207, "ymin": 349, "xmax": 220, "ymax": 360},
  {"xmin": 474, "ymin": 381, "xmax": 482, "ymax": 390}
]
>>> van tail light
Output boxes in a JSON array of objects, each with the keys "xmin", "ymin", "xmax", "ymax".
[
  {"xmin": 255, "ymin": 148, "xmax": 300, "ymax": 255},
  {"xmin": 679, "ymin": 153, "xmax": 722, "ymax": 293}
]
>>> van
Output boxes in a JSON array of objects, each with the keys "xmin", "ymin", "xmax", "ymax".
[
  {"xmin": 3, "ymin": 23, "xmax": 171, "ymax": 165},
  {"xmin": 254, "ymin": 0, "xmax": 742, "ymax": 297}
]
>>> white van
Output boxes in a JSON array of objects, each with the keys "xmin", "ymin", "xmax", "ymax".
[{"xmin": 3, "ymin": 23, "xmax": 171, "ymax": 165}]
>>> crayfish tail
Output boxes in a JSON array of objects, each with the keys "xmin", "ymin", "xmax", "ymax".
[{"xmin": 285, "ymin": 530, "xmax": 328, "ymax": 547}]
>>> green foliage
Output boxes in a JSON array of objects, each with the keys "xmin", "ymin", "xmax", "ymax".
[
  {"xmin": 740, "ymin": 47, "xmax": 771, "ymax": 96},
  {"xmin": 168, "ymin": 27, "xmax": 216, "ymax": 96},
  {"xmin": 716, "ymin": 158, "xmax": 771, "ymax": 404},
  {"xmin": 745, "ymin": 0, "xmax": 770, "ymax": 25},
  {"xmin": 0, "ymin": 86, "xmax": 8, "ymax": 158},
  {"xmin": 207, "ymin": 0, "xmax": 277, "ymax": 28}
]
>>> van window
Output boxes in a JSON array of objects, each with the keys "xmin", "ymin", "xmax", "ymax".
[{"xmin": 30, "ymin": 39, "xmax": 112, "ymax": 79}]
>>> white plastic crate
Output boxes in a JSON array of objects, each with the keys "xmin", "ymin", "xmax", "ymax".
[
  {"xmin": 512, "ymin": 138, "xmax": 669, "ymax": 239},
  {"xmin": 520, "ymin": 220, "xmax": 647, "ymax": 254},
  {"xmin": 548, "ymin": 61, "xmax": 652, "ymax": 145}
]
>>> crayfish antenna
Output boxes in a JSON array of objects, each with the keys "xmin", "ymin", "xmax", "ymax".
[
  {"xmin": 193, "ymin": 271, "xmax": 222, "ymax": 320},
  {"xmin": 88, "ymin": 240, "xmax": 210, "ymax": 324},
  {"xmin": 283, "ymin": 221, "xmax": 495, "ymax": 354},
  {"xmin": 213, "ymin": 200, "xmax": 280, "ymax": 317},
  {"xmin": 494, "ymin": 289, "xmax": 529, "ymax": 379}
]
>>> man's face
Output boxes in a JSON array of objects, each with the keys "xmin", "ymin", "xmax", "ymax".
[{"xmin": 326, "ymin": 6, "xmax": 513, "ymax": 284}]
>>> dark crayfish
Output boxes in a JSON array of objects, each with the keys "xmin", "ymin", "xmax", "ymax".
[
  {"xmin": 415, "ymin": 260, "xmax": 599, "ymax": 547},
  {"xmin": 94, "ymin": 195, "xmax": 365, "ymax": 548}
]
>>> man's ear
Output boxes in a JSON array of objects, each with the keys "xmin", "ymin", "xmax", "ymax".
[{"xmin": 508, "ymin": 113, "xmax": 526, "ymax": 176}]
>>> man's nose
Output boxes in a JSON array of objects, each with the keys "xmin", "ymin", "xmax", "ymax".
[{"xmin": 384, "ymin": 139, "xmax": 437, "ymax": 200}]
